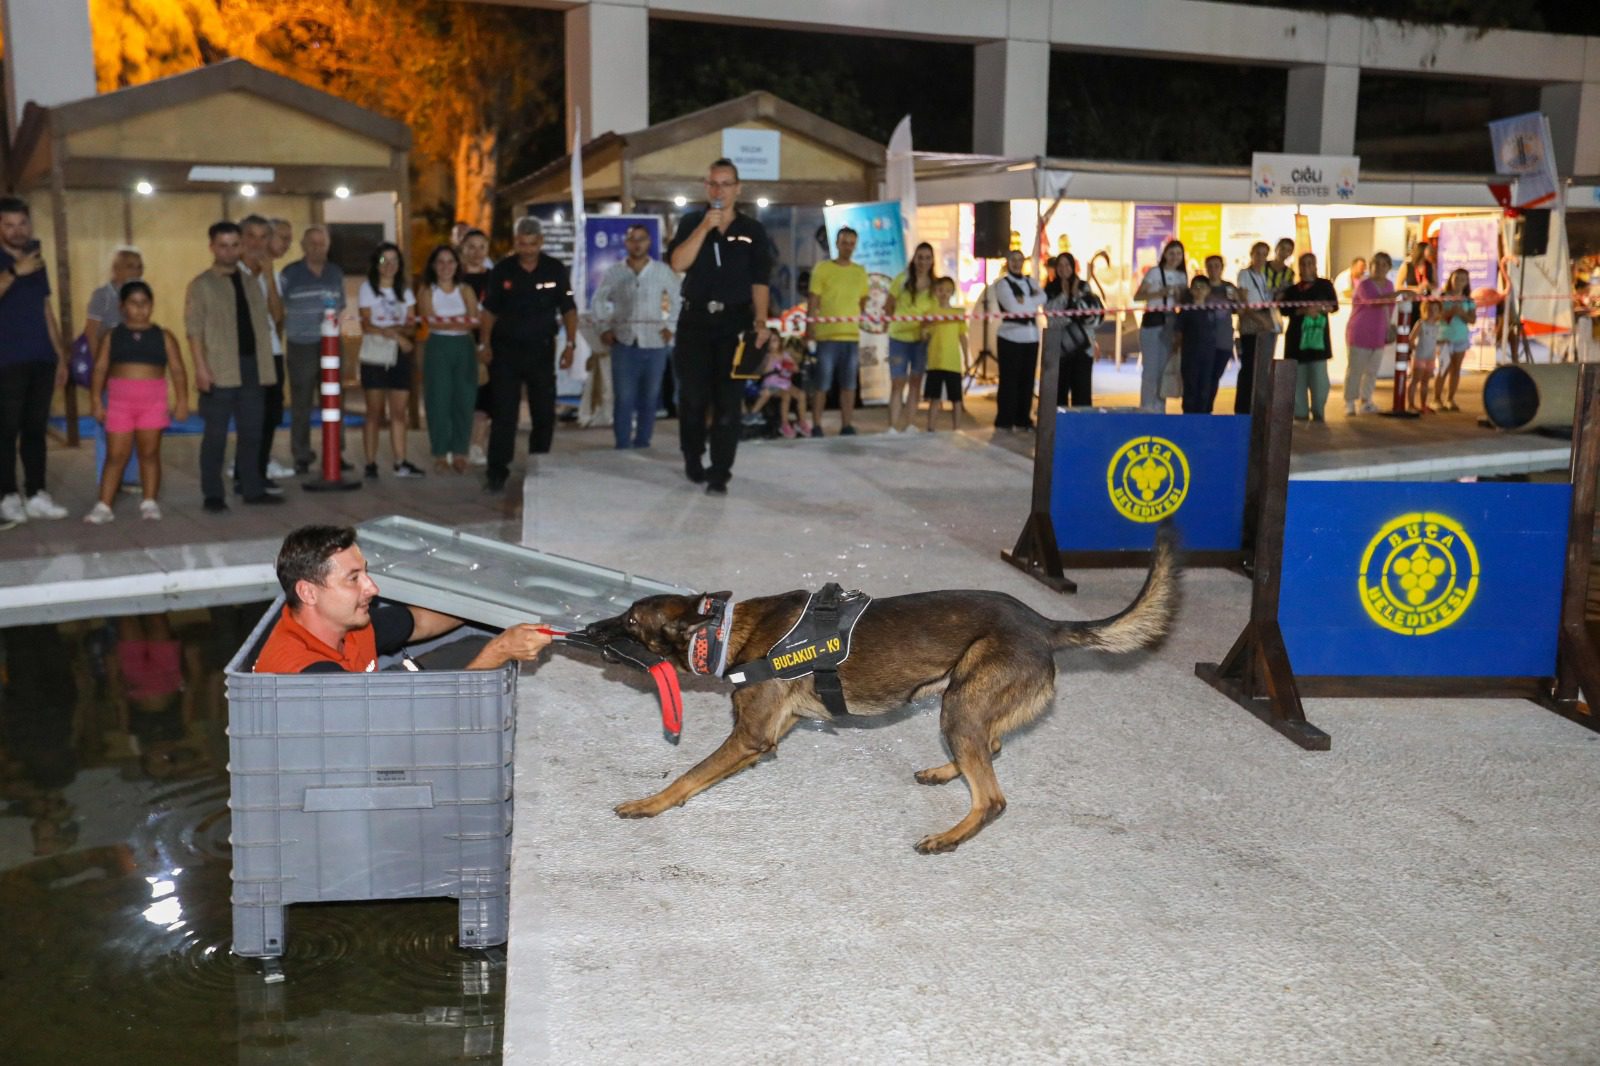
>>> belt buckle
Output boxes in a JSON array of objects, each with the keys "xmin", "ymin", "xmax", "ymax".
[{"xmin": 707, "ymin": 300, "xmax": 725, "ymax": 314}]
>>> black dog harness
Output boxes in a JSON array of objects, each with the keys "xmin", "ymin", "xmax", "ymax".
[{"xmin": 726, "ymin": 584, "xmax": 871, "ymax": 718}]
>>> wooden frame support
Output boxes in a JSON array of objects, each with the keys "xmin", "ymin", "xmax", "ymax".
[
  {"xmin": 1000, "ymin": 334, "xmax": 1077, "ymax": 593},
  {"xmin": 1194, "ymin": 359, "xmax": 1328, "ymax": 750},
  {"xmin": 1198, "ymin": 361, "xmax": 1600, "ymax": 750}
]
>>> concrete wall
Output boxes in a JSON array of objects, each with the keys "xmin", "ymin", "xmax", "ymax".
[{"xmin": 2, "ymin": 0, "xmax": 96, "ymax": 139}]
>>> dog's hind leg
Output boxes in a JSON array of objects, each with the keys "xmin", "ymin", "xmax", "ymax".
[
  {"xmin": 615, "ymin": 688, "xmax": 799, "ymax": 819},
  {"xmin": 913, "ymin": 737, "xmax": 1000, "ymax": 786},
  {"xmin": 914, "ymin": 640, "xmax": 1054, "ymax": 853}
]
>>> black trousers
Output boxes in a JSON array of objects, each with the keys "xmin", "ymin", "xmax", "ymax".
[
  {"xmin": 673, "ymin": 316, "xmax": 746, "ymax": 485},
  {"xmin": 487, "ymin": 338, "xmax": 556, "ymax": 480},
  {"xmin": 1181, "ymin": 346, "xmax": 1224, "ymax": 414},
  {"xmin": 0, "ymin": 360, "xmax": 54, "ymax": 498},
  {"xmin": 200, "ymin": 383, "xmax": 265, "ymax": 501},
  {"xmin": 1057, "ymin": 351, "xmax": 1094, "ymax": 408},
  {"xmin": 995, "ymin": 337, "xmax": 1037, "ymax": 429},
  {"xmin": 236, "ymin": 354, "xmax": 284, "ymax": 482}
]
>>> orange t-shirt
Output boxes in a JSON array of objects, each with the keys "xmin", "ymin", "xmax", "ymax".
[{"xmin": 254, "ymin": 603, "xmax": 396, "ymax": 674}]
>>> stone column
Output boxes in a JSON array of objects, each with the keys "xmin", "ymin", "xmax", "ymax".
[
  {"xmin": 973, "ymin": 38, "xmax": 1049, "ymax": 157},
  {"xmin": 565, "ymin": 2, "xmax": 650, "ymax": 144},
  {"xmin": 1540, "ymin": 81, "xmax": 1600, "ymax": 178},
  {"xmin": 3, "ymin": 0, "xmax": 96, "ymax": 139},
  {"xmin": 1283, "ymin": 63, "xmax": 1360, "ymax": 156}
]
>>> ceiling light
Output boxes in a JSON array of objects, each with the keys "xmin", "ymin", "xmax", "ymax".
[
  {"xmin": 135, "ymin": 180, "xmax": 154, "ymax": 196},
  {"xmin": 825, "ymin": 199, "xmax": 835, "ymax": 206},
  {"xmin": 756, "ymin": 197, "xmax": 770, "ymax": 208},
  {"xmin": 673, "ymin": 195, "xmax": 687, "ymax": 207},
  {"xmin": 334, "ymin": 185, "xmax": 351, "ymax": 199},
  {"xmin": 239, "ymin": 183, "xmax": 257, "ymax": 198}
]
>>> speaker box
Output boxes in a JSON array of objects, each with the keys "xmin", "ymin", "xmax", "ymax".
[
  {"xmin": 1516, "ymin": 209, "xmax": 1551, "ymax": 257},
  {"xmin": 973, "ymin": 201, "xmax": 1011, "ymax": 258}
]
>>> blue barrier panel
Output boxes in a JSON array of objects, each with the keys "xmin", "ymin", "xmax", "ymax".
[
  {"xmin": 1049, "ymin": 412, "xmax": 1251, "ymax": 552},
  {"xmin": 1280, "ymin": 481, "xmax": 1571, "ymax": 677}
]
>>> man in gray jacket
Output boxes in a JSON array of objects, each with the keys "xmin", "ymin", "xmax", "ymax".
[{"xmin": 184, "ymin": 220, "xmax": 281, "ymax": 513}]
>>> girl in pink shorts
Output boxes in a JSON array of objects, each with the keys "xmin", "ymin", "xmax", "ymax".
[{"xmin": 85, "ymin": 281, "xmax": 188, "ymax": 523}]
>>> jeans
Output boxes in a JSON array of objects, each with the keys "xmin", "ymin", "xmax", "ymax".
[
  {"xmin": 674, "ymin": 316, "xmax": 747, "ymax": 486},
  {"xmin": 200, "ymin": 384, "xmax": 265, "ymax": 501},
  {"xmin": 0, "ymin": 360, "xmax": 54, "ymax": 497},
  {"xmin": 811, "ymin": 340, "xmax": 860, "ymax": 394},
  {"xmin": 610, "ymin": 342, "xmax": 671, "ymax": 448},
  {"xmin": 1139, "ymin": 323, "xmax": 1174, "ymax": 411},
  {"xmin": 887, "ymin": 337, "xmax": 928, "ymax": 378},
  {"xmin": 1294, "ymin": 360, "xmax": 1330, "ymax": 419},
  {"xmin": 487, "ymin": 338, "xmax": 556, "ymax": 481},
  {"xmin": 995, "ymin": 336, "xmax": 1038, "ymax": 428},
  {"xmin": 424, "ymin": 333, "xmax": 477, "ymax": 456}
]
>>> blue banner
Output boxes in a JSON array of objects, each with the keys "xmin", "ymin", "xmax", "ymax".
[
  {"xmin": 583, "ymin": 214, "xmax": 661, "ymax": 303},
  {"xmin": 1279, "ymin": 482, "xmax": 1570, "ymax": 677},
  {"xmin": 1050, "ymin": 412, "xmax": 1251, "ymax": 551},
  {"xmin": 821, "ymin": 201, "xmax": 906, "ymax": 279}
]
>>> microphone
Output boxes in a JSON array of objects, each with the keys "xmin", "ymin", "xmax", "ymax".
[{"xmin": 709, "ymin": 197, "xmax": 725, "ymax": 233}]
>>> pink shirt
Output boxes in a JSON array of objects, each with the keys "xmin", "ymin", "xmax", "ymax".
[{"xmin": 1347, "ymin": 277, "xmax": 1394, "ymax": 349}]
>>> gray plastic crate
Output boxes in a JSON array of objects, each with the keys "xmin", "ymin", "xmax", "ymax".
[{"xmin": 227, "ymin": 598, "xmax": 517, "ymax": 958}]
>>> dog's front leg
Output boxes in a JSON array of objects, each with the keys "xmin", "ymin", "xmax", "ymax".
[{"xmin": 615, "ymin": 691, "xmax": 797, "ymax": 819}]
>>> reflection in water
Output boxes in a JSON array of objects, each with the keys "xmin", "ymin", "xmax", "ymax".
[{"xmin": 0, "ymin": 604, "xmax": 505, "ymax": 1064}]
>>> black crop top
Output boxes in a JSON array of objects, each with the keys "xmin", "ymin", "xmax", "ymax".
[{"xmin": 109, "ymin": 324, "xmax": 168, "ymax": 368}]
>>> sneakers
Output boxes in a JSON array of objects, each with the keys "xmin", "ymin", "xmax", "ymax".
[
  {"xmin": 706, "ymin": 482, "xmax": 728, "ymax": 496},
  {"xmin": 393, "ymin": 460, "xmax": 425, "ymax": 478},
  {"xmin": 902, "ymin": 424, "xmax": 922, "ymax": 434},
  {"xmin": 780, "ymin": 421, "xmax": 798, "ymax": 439},
  {"xmin": 364, "ymin": 463, "xmax": 379, "ymax": 480},
  {"xmin": 884, "ymin": 426, "xmax": 900, "ymax": 436},
  {"xmin": 797, "ymin": 420, "xmax": 814, "ymax": 436},
  {"xmin": 809, "ymin": 425, "xmax": 824, "ymax": 439},
  {"xmin": 1345, "ymin": 401, "xmax": 1357, "ymax": 416},
  {"xmin": 468, "ymin": 444, "xmax": 488, "ymax": 467},
  {"xmin": 839, "ymin": 425, "xmax": 858, "ymax": 436},
  {"xmin": 266, "ymin": 458, "xmax": 296, "ymax": 479},
  {"xmin": 23, "ymin": 492, "xmax": 67, "ymax": 520},
  {"xmin": 1360, "ymin": 401, "xmax": 1380, "ymax": 415},
  {"xmin": 203, "ymin": 497, "xmax": 229, "ymax": 514},
  {"xmin": 83, "ymin": 501, "xmax": 114, "ymax": 525},
  {"xmin": 139, "ymin": 499, "xmax": 162, "ymax": 521},
  {"xmin": 0, "ymin": 494, "xmax": 25, "ymax": 525}
]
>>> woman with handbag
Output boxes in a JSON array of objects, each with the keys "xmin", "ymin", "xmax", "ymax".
[
  {"xmin": 357, "ymin": 242, "xmax": 422, "ymax": 479},
  {"xmin": 1283, "ymin": 253, "xmax": 1339, "ymax": 421},
  {"xmin": 1042, "ymin": 253, "xmax": 1104, "ymax": 407},
  {"xmin": 1135, "ymin": 240, "xmax": 1187, "ymax": 411}
]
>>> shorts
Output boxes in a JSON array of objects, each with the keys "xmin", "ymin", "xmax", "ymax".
[
  {"xmin": 810, "ymin": 340, "xmax": 860, "ymax": 393},
  {"xmin": 117, "ymin": 639, "xmax": 183, "ymax": 701},
  {"xmin": 360, "ymin": 353, "xmax": 414, "ymax": 391},
  {"xmin": 923, "ymin": 369, "xmax": 963, "ymax": 402},
  {"xmin": 887, "ymin": 337, "xmax": 928, "ymax": 378},
  {"xmin": 760, "ymin": 374, "xmax": 795, "ymax": 393},
  {"xmin": 104, "ymin": 376, "xmax": 169, "ymax": 433}
]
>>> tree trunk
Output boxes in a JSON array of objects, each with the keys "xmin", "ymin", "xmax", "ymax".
[{"xmin": 452, "ymin": 126, "xmax": 498, "ymax": 234}]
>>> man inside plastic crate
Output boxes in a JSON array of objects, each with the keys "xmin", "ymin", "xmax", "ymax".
[{"xmin": 254, "ymin": 524, "xmax": 552, "ymax": 673}]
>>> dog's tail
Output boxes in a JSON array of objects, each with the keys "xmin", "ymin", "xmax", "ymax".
[{"xmin": 1051, "ymin": 522, "xmax": 1180, "ymax": 654}]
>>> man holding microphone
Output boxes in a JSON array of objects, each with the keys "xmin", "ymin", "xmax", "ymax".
[{"xmin": 667, "ymin": 158, "xmax": 772, "ymax": 496}]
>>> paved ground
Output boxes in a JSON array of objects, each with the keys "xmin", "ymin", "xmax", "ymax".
[{"xmin": 502, "ymin": 427, "xmax": 1600, "ymax": 1066}]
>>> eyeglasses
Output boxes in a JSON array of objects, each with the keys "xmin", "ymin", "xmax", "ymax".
[{"xmin": 705, "ymin": 179, "xmax": 737, "ymax": 189}]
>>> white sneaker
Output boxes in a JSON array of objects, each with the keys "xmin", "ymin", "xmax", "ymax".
[
  {"xmin": 884, "ymin": 426, "xmax": 900, "ymax": 436},
  {"xmin": 139, "ymin": 499, "xmax": 162, "ymax": 521},
  {"xmin": 83, "ymin": 501, "xmax": 115, "ymax": 525},
  {"xmin": 1360, "ymin": 401, "xmax": 1380, "ymax": 415},
  {"xmin": 24, "ymin": 491, "xmax": 67, "ymax": 520},
  {"xmin": 468, "ymin": 444, "xmax": 487, "ymax": 467},
  {"xmin": 1345, "ymin": 401, "xmax": 1357, "ymax": 416},
  {"xmin": 903, "ymin": 423, "xmax": 922, "ymax": 434},
  {"xmin": 0, "ymin": 493, "xmax": 25, "ymax": 524},
  {"xmin": 266, "ymin": 458, "xmax": 296, "ymax": 479}
]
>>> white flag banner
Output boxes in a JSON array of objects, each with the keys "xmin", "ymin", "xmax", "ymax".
[
  {"xmin": 1487, "ymin": 111, "xmax": 1559, "ymax": 209},
  {"xmin": 883, "ymin": 115, "xmax": 917, "ymax": 253},
  {"xmin": 559, "ymin": 110, "xmax": 595, "ymax": 407}
]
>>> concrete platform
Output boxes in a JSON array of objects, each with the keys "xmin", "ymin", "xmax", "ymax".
[{"xmin": 504, "ymin": 431, "xmax": 1600, "ymax": 1065}]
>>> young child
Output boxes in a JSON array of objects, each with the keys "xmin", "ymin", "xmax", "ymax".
[
  {"xmin": 923, "ymin": 277, "xmax": 967, "ymax": 431},
  {"xmin": 1432, "ymin": 268, "xmax": 1477, "ymax": 412},
  {"xmin": 749, "ymin": 334, "xmax": 811, "ymax": 438},
  {"xmin": 1408, "ymin": 298, "xmax": 1440, "ymax": 415},
  {"xmin": 1178, "ymin": 276, "xmax": 1220, "ymax": 414},
  {"xmin": 84, "ymin": 281, "xmax": 188, "ymax": 524}
]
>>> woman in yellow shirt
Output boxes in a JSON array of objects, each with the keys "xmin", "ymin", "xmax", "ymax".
[{"xmin": 883, "ymin": 242, "xmax": 938, "ymax": 434}]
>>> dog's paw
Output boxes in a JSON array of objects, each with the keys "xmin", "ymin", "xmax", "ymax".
[
  {"xmin": 613, "ymin": 798, "xmax": 660, "ymax": 819},
  {"xmin": 914, "ymin": 764, "xmax": 959, "ymax": 786},
  {"xmin": 914, "ymin": 833, "xmax": 960, "ymax": 855}
]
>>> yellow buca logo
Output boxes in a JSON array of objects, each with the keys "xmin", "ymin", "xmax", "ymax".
[
  {"xmin": 1107, "ymin": 435, "xmax": 1190, "ymax": 522},
  {"xmin": 1358, "ymin": 512, "xmax": 1480, "ymax": 636}
]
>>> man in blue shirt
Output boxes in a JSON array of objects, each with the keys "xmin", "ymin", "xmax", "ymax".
[
  {"xmin": 277, "ymin": 225, "xmax": 348, "ymax": 474},
  {"xmin": 0, "ymin": 197, "xmax": 69, "ymax": 525}
]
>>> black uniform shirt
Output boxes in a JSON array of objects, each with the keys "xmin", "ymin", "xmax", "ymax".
[
  {"xmin": 482, "ymin": 254, "xmax": 576, "ymax": 347},
  {"xmin": 668, "ymin": 210, "xmax": 772, "ymax": 310}
]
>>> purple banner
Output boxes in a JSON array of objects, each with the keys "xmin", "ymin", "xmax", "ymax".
[
  {"xmin": 1132, "ymin": 204, "xmax": 1176, "ymax": 277},
  {"xmin": 1436, "ymin": 217, "xmax": 1500, "ymax": 343}
]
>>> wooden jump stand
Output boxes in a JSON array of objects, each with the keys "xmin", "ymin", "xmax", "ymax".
[
  {"xmin": 1003, "ymin": 336, "xmax": 1277, "ymax": 591},
  {"xmin": 1195, "ymin": 360, "xmax": 1600, "ymax": 751}
]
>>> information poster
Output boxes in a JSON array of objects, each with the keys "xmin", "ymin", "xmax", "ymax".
[
  {"xmin": 1177, "ymin": 204, "xmax": 1223, "ymax": 264},
  {"xmin": 821, "ymin": 200, "xmax": 907, "ymax": 405},
  {"xmin": 1132, "ymin": 204, "xmax": 1176, "ymax": 276},
  {"xmin": 1436, "ymin": 216, "xmax": 1501, "ymax": 344}
]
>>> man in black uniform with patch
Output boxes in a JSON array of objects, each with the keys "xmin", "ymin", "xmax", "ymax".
[
  {"xmin": 478, "ymin": 216, "xmax": 577, "ymax": 493},
  {"xmin": 667, "ymin": 158, "xmax": 772, "ymax": 495}
]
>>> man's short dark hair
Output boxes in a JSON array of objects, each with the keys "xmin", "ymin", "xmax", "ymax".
[
  {"xmin": 710, "ymin": 157, "xmax": 740, "ymax": 181},
  {"xmin": 624, "ymin": 223, "xmax": 651, "ymax": 240},
  {"xmin": 209, "ymin": 220, "xmax": 242, "ymax": 242},
  {"xmin": 277, "ymin": 525, "xmax": 357, "ymax": 606},
  {"xmin": 239, "ymin": 214, "xmax": 271, "ymax": 232},
  {"xmin": 0, "ymin": 196, "xmax": 29, "ymax": 219},
  {"xmin": 837, "ymin": 226, "xmax": 858, "ymax": 239}
]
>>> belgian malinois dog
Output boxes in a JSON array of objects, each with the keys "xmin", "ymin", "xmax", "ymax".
[{"xmin": 583, "ymin": 527, "xmax": 1178, "ymax": 853}]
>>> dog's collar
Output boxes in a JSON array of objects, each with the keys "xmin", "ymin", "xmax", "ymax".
[
  {"xmin": 686, "ymin": 595, "xmax": 735, "ymax": 678},
  {"xmin": 726, "ymin": 584, "xmax": 870, "ymax": 718}
]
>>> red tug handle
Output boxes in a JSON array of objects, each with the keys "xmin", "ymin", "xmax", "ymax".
[{"xmin": 541, "ymin": 627, "xmax": 683, "ymax": 742}]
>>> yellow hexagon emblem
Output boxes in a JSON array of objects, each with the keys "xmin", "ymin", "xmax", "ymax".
[
  {"xmin": 1107, "ymin": 435, "xmax": 1190, "ymax": 523},
  {"xmin": 1358, "ymin": 512, "xmax": 1480, "ymax": 636}
]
